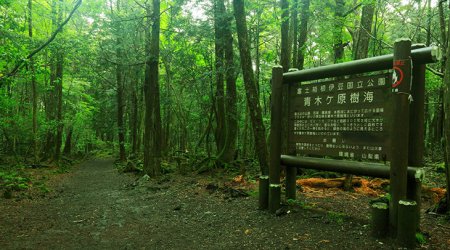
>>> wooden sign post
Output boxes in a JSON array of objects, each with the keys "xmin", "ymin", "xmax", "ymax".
[
  {"xmin": 389, "ymin": 39, "xmax": 412, "ymax": 235},
  {"xmin": 268, "ymin": 66, "xmax": 283, "ymax": 213}
]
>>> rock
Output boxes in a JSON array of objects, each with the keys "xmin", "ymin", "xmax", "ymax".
[
  {"xmin": 276, "ymin": 207, "xmax": 289, "ymax": 216},
  {"xmin": 206, "ymin": 183, "xmax": 218, "ymax": 193}
]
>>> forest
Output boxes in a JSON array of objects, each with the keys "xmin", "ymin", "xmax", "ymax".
[{"xmin": 1, "ymin": 0, "xmax": 450, "ymax": 248}]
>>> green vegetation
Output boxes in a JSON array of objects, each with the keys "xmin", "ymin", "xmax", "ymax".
[
  {"xmin": 415, "ymin": 232, "xmax": 427, "ymax": 244},
  {"xmin": 326, "ymin": 211, "xmax": 346, "ymax": 225}
]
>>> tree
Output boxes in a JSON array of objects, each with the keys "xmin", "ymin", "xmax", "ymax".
[
  {"xmin": 214, "ymin": 0, "xmax": 238, "ymax": 164},
  {"xmin": 113, "ymin": 0, "xmax": 127, "ymax": 162},
  {"xmin": 442, "ymin": 0, "xmax": 450, "ymax": 214},
  {"xmin": 233, "ymin": 0, "xmax": 269, "ymax": 175},
  {"xmin": 280, "ymin": 0, "xmax": 290, "ymax": 72},
  {"xmin": 143, "ymin": 0, "xmax": 162, "ymax": 177}
]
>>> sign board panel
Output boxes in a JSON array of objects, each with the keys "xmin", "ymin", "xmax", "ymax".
[{"xmin": 288, "ymin": 72, "xmax": 392, "ymax": 161}]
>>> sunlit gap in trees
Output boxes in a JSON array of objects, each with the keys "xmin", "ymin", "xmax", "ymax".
[{"xmin": 183, "ymin": 0, "xmax": 208, "ymax": 22}]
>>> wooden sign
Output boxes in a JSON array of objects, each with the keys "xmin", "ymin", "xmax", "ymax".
[{"xmin": 288, "ymin": 72, "xmax": 392, "ymax": 161}]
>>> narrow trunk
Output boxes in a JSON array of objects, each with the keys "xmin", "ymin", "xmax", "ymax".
[
  {"xmin": 280, "ymin": 0, "xmax": 290, "ymax": 72},
  {"xmin": 143, "ymin": 0, "xmax": 162, "ymax": 176},
  {"xmin": 216, "ymin": 0, "xmax": 238, "ymax": 164},
  {"xmin": 115, "ymin": 0, "xmax": 127, "ymax": 162},
  {"xmin": 233, "ymin": 0, "xmax": 269, "ymax": 175},
  {"xmin": 291, "ymin": 0, "xmax": 299, "ymax": 68},
  {"xmin": 54, "ymin": 0, "xmax": 64, "ymax": 163},
  {"xmin": 213, "ymin": 0, "xmax": 226, "ymax": 156},
  {"xmin": 296, "ymin": 0, "xmax": 310, "ymax": 70},
  {"xmin": 63, "ymin": 126, "xmax": 73, "ymax": 155},
  {"xmin": 28, "ymin": 0, "xmax": 38, "ymax": 163},
  {"xmin": 333, "ymin": 0, "xmax": 345, "ymax": 63},
  {"xmin": 442, "ymin": 2, "xmax": 450, "ymax": 212},
  {"xmin": 352, "ymin": 1, "xmax": 375, "ymax": 60},
  {"xmin": 344, "ymin": 0, "xmax": 375, "ymax": 190},
  {"xmin": 131, "ymin": 79, "xmax": 138, "ymax": 156}
]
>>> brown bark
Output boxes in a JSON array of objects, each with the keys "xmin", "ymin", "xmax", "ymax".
[
  {"xmin": 345, "ymin": 0, "xmax": 375, "ymax": 190},
  {"xmin": 213, "ymin": 0, "xmax": 226, "ymax": 156},
  {"xmin": 215, "ymin": 0, "xmax": 238, "ymax": 164},
  {"xmin": 63, "ymin": 126, "xmax": 73, "ymax": 155},
  {"xmin": 115, "ymin": 0, "xmax": 127, "ymax": 162},
  {"xmin": 54, "ymin": 0, "xmax": 64, "ymax": 163},
  {"xmin": 333, "ymin": 0, "xmax": 345, "ymax": 63},
  {"xmin": 233, "ymin": 0, "xmax": 269, "ymax": 175},
  {"xmin": 352, "ymin": 1, "xmax": 375, "ymax": 60},
  {"xmin": 131, "ymin": 77, "xmax": 138, "ymax": 156},
  {"xmin": 296, "ymin": 0, "xmax": 310, "ymax": 70},
  {"xmin": 28, "ymin": 0, "xmax": 38, "ymax": 163},
  {"xmin": 280, "ymin": 0, "xmax": 290, "ymax": 72},
  {"xmin": 143, "ymin": 0, "xmax": 162, "ymax": 177},
  {"xmin": 291, "ymin": 0, "xmax": 299, "ymax": 68},
  {"xmin": 443, "ymin": 2, "xmax": 450, "ymax": 212},
  {"xmin": 439, "ymin": 1, "xmax": 447, "ymax": 54}
]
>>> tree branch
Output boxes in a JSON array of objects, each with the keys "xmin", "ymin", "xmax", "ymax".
[
  {"xmin": 427, "ymin": 66, "xmax": 444, "ymax": 78},
  {"xmin": 0, "ymin": 0, "xmax": 82, "ymax": 85},
  {"xmin": 343, "ymin": 3, "xmax": 362, "ymax": 17}
]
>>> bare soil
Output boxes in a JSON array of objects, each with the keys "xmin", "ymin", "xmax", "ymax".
[{"xmin": 1, "ymin": 158, "xmax": 449, "ymax": 249}]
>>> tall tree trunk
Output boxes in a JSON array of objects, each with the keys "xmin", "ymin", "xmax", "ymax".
[
  {"xmin": 43, "ymin": 0, "xmax": 59, "ymax": 160},
  {"xmin": 296, "ymin": 0, "xmax": 310, "ymax": 70},
  {"xmin": 291, "ymin": 0, "xmax": 299, "ymax": 68},
  {"xmin": 352, "ymin": 1, "xmax": 375, "ymax": 60},
  {"xmin": 28, "ymin": 0, "xmax": 38, "ymax": 163},
  {"xmin": 143, "ymin": 0, "xmax": 162, "ymax": 176},
  {"xmin": 131, "ymin": 76, "xmax": 138, "ymax": 156},
  {"xmin": 214, "ymin": 0, "xmax": 238, "ymax": 164},
  {"xmin": 113, "ymin": 0, "xmax": 127, "ymax": 162},
  {"xmin": 442, "ymin": 2, "xmax": 450, "ymax": 212},
  {"xmin": 54, "ymin": 0, "xmax": 64, "ymax": 163},
  {"xmin": 344, "ymin": 0, "xmax": 375, "ymax": 190},
  {"xmin": 233, "ymin": 0, "xmax": 269, "ymax": 175},
  {"xmin": 333, "ymin": 0, "xmax": 345, "ymax": 63},
  {"xmin": 213, "ymin": 0, "xmax": 226, "ymax": 157},
  {"xmin": 280, "ymin": 0, "xmax": 290, "ymax": 72}
]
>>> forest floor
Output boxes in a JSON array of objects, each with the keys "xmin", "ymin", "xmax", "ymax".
[{"xmin": 1, "ymin": 158, "xmax": 449, "ymax": 249}]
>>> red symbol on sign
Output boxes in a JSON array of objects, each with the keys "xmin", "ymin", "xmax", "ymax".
[{"xmin": 392, "ymin": 66, "xmax": 403, "ymax": 88}]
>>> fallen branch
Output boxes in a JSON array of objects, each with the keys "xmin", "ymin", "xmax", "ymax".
[
  {"xmin": 0, "ymin": 0, "xmax": 82, "ymax": 86},
  {"xmin": 426, "ymin": 66, "xmax": 444, "ymax": 78}
]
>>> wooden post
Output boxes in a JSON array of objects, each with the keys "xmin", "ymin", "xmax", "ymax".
[
  {"xmin": 389, "ymin": 38, "xmax": 412, "ymax": 235},
  {"xmin": 371, "ymin": 202, "xmax": 389, "ymax": 238},
  {"xmin": 285, "ymin": 166, "xmax": 297, "ymax": 200},
  {"xmin": 259, "ymin": 175, "xmax": 269, "ymax": 209},
  {"xmin": 397, "ymin": 200, "xmax": 418, "ymax": 248},
  {"xmin": 408, "ymin": 61, "xmax": 426, "ymax": 230},
  {"xmin": 268, "ymin": 66, "xmax": 283, "ymax": 213}
]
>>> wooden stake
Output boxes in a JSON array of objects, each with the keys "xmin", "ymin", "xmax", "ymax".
[
  {"xmin": 286, "ymin": 166, "xmax": 297, "ymax": 200},
  {"xmin": 259, "ymin": 175, "xmax": 269, "ymax": 209},
  {"xmin": 371, "ymin": 202, "xmax": 389, "ymax": 238},
  {"xmin": 389, "ymin": 38, "xmax": 412, "ymax": 235},
  {"xmin": 408, "ymin": 60, "xmax": 426, "ymax": 230},
  {"xmin": 397, "ymin": 200, "xmax": 418, "ymax": 248},
  {"xmin": 268, "ymin": 66, "xmax": 283, "ymax": 213}
]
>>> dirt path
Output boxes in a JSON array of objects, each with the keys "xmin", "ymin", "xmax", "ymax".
[{"xmin": 0, "ymin": 158, "xmax": 447, "ymax": 249}]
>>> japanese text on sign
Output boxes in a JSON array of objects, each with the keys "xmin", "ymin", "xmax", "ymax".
[{"xmin": 288, "ymin": 73, "xmax": 391, "ymax": 161}]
